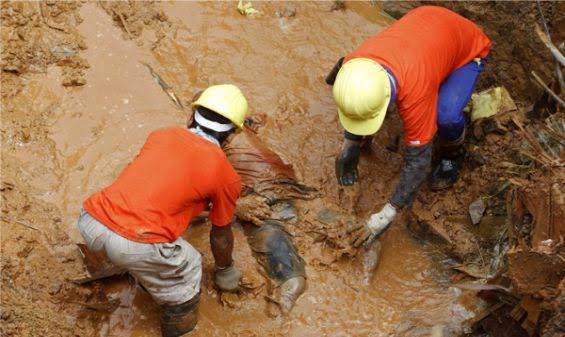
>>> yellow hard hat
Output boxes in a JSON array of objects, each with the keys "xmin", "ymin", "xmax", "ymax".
[
  {"xmin": 333, "ymin": 58, "xmax": 391, "ymax": 136},
  {"xmin": 191, "ymin": 84, "xmax": 249, "ymax": 128}
]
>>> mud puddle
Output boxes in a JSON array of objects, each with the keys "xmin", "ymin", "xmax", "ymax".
[{"xmin": 30, "ymin": 2, "xmax": 481, "ymax": 336}]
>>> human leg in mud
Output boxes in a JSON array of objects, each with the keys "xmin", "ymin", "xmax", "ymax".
[
  {"xmin": 328, "ymin": 6, "xmax": 491, "ymax": 247},
  {"xmin": 241, "ymin": 220, "xmax": 307, "ymax": 315},
  {"xmin": 77, "ymin": 85, "xmax": 250, "ymax": 337}
]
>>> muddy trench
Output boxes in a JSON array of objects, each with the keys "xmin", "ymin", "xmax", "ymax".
[{"xmin": 1, "ymin": 2, "xmax": 563, "ymax": 337}]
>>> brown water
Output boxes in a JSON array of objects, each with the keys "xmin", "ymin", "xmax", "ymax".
[{"xmin": 27, "ymin": 2, "xmax": 482, "ymax": 336}]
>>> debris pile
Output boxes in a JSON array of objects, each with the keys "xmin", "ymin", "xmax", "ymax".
[{"xmin": 0, "ymin": 2, "xmax": 89, "ymax": 90}]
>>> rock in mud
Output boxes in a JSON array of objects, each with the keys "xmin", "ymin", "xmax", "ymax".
[
  {"xmin": 406, "ymin": 207, "xmax": 481, "ymax": 261},
  {"xmin": 469, "ymin": 198, "xmax": 486, "ymax": 225}
]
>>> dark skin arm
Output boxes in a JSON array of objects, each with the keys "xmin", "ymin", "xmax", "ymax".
[{"xmin": 210, "ymin": 224, "xmax": 234, "ymax": 268}]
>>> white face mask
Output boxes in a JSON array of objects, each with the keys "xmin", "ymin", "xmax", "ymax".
[{"xmin": 194, "ymin": 109, "xmax": 234, "ymax": 132}]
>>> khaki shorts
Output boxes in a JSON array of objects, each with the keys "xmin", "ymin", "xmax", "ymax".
[{"xmin": 77, "ymin": 209, "xmax": 202, "ymax": 305}]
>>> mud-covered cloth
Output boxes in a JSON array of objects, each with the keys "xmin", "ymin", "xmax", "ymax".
[
  {"xmin": 247, "ymin": 221, "xmax": 306, "ymax": 283},
  {"xmin": 389, "ymin": 143, "xmax": 433, "ymax": 209},
  {"xmin": 225, "ymin": 130, "xmax": 317, "ymax": 202},
  {"xmin": 77, "ymin": 209, "xmax": 202, "ymax": 306}
]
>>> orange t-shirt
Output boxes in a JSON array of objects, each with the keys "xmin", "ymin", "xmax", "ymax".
[
  {"xmin": 344, "ymin": 6, "xmax": 491, "ymax": 146},
  {"xmin": 84, "ymin": 128, "xmax": 241, "ymax": 243}
]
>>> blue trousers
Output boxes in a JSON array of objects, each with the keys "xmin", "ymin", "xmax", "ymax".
[{"xmin": 437, "ymin": 57, "xmax": 487, "ymax": 140}]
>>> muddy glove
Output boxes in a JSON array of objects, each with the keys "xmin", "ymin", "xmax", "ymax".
[
  {"xmin": 214, "ymin": 264, "xmax": 242, "ymax": 292},
  {"xmin": 349, "ymin": 203, "xmax": 397, "ymax": 248},
  {"xmin": 335, "ymin": 138, "xmax": 361, "ymax": 186}
]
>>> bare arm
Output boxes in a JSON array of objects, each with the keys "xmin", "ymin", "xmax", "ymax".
[{"xmin": 210, "ymin": 224, "xmax": 234, "ymax": 268}]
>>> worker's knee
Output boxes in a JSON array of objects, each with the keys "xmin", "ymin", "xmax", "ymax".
[
  {"xmin": 144, "ymin": 240, "xmax": 203, "ymax": 306},
  {"xmin": 103, "ymin": 235, "xmax": 202, "ymax": 306},
  {"xmin": 437, "ymin": 103, "xmax": 466, "ymax": 141},
  {"xmin": 437, "ymin": 93, "xmax": 466, "ymax": 124}
]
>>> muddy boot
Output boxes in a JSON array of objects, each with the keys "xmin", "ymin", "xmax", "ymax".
[
  {"xmin": 278, "ymin": 276, "xmax": 307, "ymax": 314},
  {"xmin": 160, "ymin": 292, "xmax": 200, "ymax": 337},
  {"xmin": 430, "ymin": 130, "xmax": 466, "ymax": 191}
]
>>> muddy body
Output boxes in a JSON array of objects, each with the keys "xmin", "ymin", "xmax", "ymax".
[{"xmin": 226, "ymin": 130, "xmax": 312, "ymax": 314}]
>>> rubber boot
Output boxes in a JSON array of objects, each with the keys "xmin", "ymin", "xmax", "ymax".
[
  {"xmin": 430, "ymin": 130, "xmax": 466, "ymax": 191},
  {"xmin": 161, "ymin": 292, "xmax": 200, "ymax": 337},
  {"xmin": 278, "ymin": 276, "xmax": 307, "ymax": 314}
]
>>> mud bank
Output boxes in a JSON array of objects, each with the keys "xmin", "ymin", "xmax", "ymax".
[
  {"xmin": 380, "ymin": 3, "xmax": 565, "ymax": 336},
  {"xmin": 1, "ymin": 2, "xmax": 563, "ymax": 337}
]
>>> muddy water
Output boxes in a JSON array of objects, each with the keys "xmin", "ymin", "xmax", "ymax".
[{"xmin": 37, "ymin": 2, "xmax": 480, "ymax": 336}]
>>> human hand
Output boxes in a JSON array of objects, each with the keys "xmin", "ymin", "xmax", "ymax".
[
  {"xmin": 214, "ymin": 264, "xmax": 242, "ymax": 292},
  {"xmin": 349, "ymin": 203, "xmax": 397, "ymax": 248},
  {"xmin": 335, "ymin": 140, "xmax": 360, "ymax": 186}
]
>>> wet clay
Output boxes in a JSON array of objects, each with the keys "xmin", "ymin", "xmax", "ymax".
[{"xmin": 2, "ymin": 2, "xmax": 508, "ymax": 337}]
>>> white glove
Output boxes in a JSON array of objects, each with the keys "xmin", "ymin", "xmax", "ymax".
[
  {"xmin": 366, "ymin": 203, "xmax": 397, "ymax": 235},
  {"xmin": 349, "ymin": 203, "xmax": 397, "ymax": 248},
  {"xmin": 215, "ymin": 264, "xmax": 242, "ymax": 292}
]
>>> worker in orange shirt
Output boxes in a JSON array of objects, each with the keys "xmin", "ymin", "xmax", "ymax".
[
  {"xmin": 77, "ymin": 85, "xmax": 248, "ymax": 337},
  {"xmin": 326, "ymin": 6, "xmax": 492, "ymax": 246}
]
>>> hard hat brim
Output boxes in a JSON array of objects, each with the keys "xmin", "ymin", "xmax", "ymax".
[
  {"xmin": 338, "ymin": 104, "xmax": 387, "ymax": 136},
  {"xmin": 191, "ymin": 100, "xmax": 244, "ymax": 129}
]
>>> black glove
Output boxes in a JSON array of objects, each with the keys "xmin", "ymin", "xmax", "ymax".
[
  {"xmin": 335, "ymin": 141, "xmax": 360, "ymax": 186},
  {"xmin": 325, "ymin": 57, "xmax": 344, "ymax": 85}
]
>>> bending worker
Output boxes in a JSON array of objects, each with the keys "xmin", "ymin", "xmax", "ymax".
[
  {"xmin": 327, "ymin": 6, "xmax": 491, "ymax": 246},
  {"xmin": 77, "ymin": 85, "xmax": 248, "ymax": 337}
]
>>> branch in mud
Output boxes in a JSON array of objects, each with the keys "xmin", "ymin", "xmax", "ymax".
[
  {"xmin": 141, "ymin": 62, "xmax": 185, "ymax": 110},
  {"xmin": 511, "ymin": 115, "xmax": 564, "ymax": 167},
  {"xmin": 535, "ymin": 23, "xmax": 565, "ymax": 67},
  {"xmin": 114, "ymin": 9, "xmax": 134, "ymax": 40},
  {"xmin": 533, "ymin": 22, "xmax": 565, "ymax": 93},
  {"xmin": 531, "ymin": 71, "xmax": 565, "ymax": 109}
]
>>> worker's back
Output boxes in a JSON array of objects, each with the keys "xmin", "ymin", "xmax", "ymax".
[
  {"xmin": 84, "ymin": 127, "xmax": 241, "ymax": 243},
  {"xmin": 345, "ymin": 6, "xmax": 491, "ymax": 145}
]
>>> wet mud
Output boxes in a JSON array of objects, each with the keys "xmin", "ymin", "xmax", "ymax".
[{"xmin": 2, "ymin": 1, "xmax": 562, "ymax": 337}]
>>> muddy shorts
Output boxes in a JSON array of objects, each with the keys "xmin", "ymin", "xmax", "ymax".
[{"xmin": 77, "ymin": 209, "xmax": 202, "ymax": 306}]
